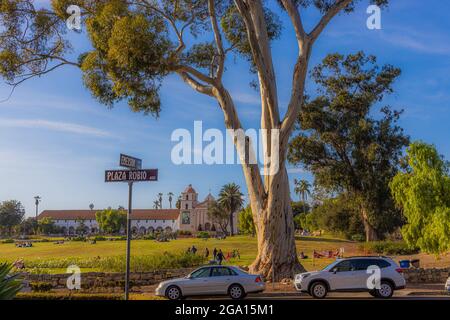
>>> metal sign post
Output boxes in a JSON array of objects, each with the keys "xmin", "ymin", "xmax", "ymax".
[
  {"xmin": 105, "ymin": 154, "xmax": 158, "ymax": 300},
  {"xmin": 125, "ymin": 181, "xmax": 133, "ymax": 300}
]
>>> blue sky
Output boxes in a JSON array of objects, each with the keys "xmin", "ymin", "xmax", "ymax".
[{"xmin": 1, "ymin": 0, "xmax": 449, "ymax": 216}]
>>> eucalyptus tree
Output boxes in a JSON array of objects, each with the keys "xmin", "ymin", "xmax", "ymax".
[{"xmin": 0, "ymin": 0, "xmax": 389, "ymax": 278}]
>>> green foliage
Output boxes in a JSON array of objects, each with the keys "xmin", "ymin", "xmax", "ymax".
[
  {"xmin": 1, "ymin": 239, "xmax": 14, "ymax": 244},
  {"xmin": 0, "ymin": 200, "xmax": 25, "ymax": 235},
  {"xmin": 207, "ymin": 200, "xmax": 229, "ymax": 234},
  {"xmin": 288, "ymin": 52, "xmax": 408, "ymax": 240},
  {"xmin": 29, "ymin": 282, "xmax": 53, "ymax": 292},
  {"xmin": 218, "ymin": 183, "xmax": 244, "ymax": 235},
  {"xmin": 95, "ymin": 208, "xmax": 126, "ymax": 234},
  {"xmin": 95, "ymin": 252, "xmax": 205, "ymax": 272},
  {"xmin": 359, "ymin": 241, "xmax": 419, "ymax": 255},
  {"xmin": 390, "ymin": 142, "xmax": 450, "ymax": 254},
  {"xmin": 37, "ymin": 217, "xmax": 57, "ymax": 235},
  {"xmin": 197, "ymin": 231, "xmax": 210, "ymax": 239},
  {"xmin": 238, "ymin": 206, "xmax": 255, "ymax": 236},
  {"xmin": 291, "ymin": 201, "xmax": 310, "ymax": 216},
  {"xmin": 0, "ymin": 262, "xmax": 22, "ymax": 300},
  {"xmin": 17, "ymin": 217, "xmax": 37, "ymax": 236},
  {"xmin": 310, "ymin": 195, "xmax": 365, "ymax": 239}
]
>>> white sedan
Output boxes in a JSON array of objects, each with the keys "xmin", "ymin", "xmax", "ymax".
[{"xmin": 155, "ymin": 265, "xmax": 265, "ymax": 300}]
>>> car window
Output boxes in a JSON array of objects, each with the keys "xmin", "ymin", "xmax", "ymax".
[
  {"xmin": 211, "ymin": 267, "xmax": 233, "ymax": 277},
  {"xmin": 369, "ymin": 259, "xmax": 391, "ymax": 269},
  {"xmin": 333, "ymin": 260, "xmax": 353, "ymax": 272},
  {"xmin": 350, "ymin": 259, "xmax": 391, "ymax": 271},
  {"xmin": 190, "ymin": 268, "xmax": 211, "ymax": 278},
  {"xmin": 351, "ymin": 259, "xmax": 372, "ymax": 271}
]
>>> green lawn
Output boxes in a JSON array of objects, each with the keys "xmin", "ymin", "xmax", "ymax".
[{"xmin": 0, "ymin": 235, "xmax": 360, "ymax": 273}]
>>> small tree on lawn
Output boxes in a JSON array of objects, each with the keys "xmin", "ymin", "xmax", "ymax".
[
  {"xmin": 207, "ymin": 200, "xmax": 229, "ymax": 234},
  {"xmin": 0, "ymin": 200, "xmax": 25, "ymax": 236},
  {"xmin": 390, "ymin": 142, "xmax": 450, "ymax": 255}
]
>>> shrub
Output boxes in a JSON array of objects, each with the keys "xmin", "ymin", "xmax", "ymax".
[
  {"xmin": 351, "ymin": 234, "xmax": 365, "ymax": 242},
  {"xmin": 143, "ymin": 234, "xmax": 155, "ymax": 240},
  {"xmin": 96, "ymin": 252, "xmax": 205, "ymax": 272},
  {"xmin": 30, "ymin": 282, "xmax": 53, "ymax": 292},
  {"xmin": 1, "ymin": 239, "xmax": 14, "ymax": 244},
  {"xmin": 71, "ymin": 236, "xmax": 86, "ymax": 242},
  {"xmin": 93, "ymin": 236, "xmax": 106, "ymax": 241},
  {"xmin": 359, "ymin": 241, "xmax": 420, "ymax": 255},
  {"xmin": 197, "ymin": 231, "xmax": 210, "ymax": 239},
  {"xmin": 177, "ymin": 230, "xmax": 192, "ymax": 236}
]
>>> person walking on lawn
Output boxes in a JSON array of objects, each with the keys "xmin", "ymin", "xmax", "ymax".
[
  {"xmin": 191, "ymin": 245, "xmax": 197, "ymax": 254},
  {"xmin": 213, "ymin": 248, "xmax": 217, "ymax": 260},
  {"xmin": 205, "ymin": 247, "xmax": 209, "ymax": 259},
  {"xmin": 217, "ymin": 249, "xmax": 224, "ymax": 265}
]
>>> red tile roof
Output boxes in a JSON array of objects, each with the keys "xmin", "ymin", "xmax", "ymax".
[{"xmin": 38, "ymin": 209, "xmax": 180, "ymax": 221}]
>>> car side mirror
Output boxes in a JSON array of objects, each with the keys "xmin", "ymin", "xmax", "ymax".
[{"xmin": 330, "ymin": 269, "xmax": 337, "ymax": 274}]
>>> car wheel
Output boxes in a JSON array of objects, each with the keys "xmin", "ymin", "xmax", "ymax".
[
  {"xmin": 228, "ymin": 284, "xmax": 245, "ymax": 299},
  {"xmin": 310, "ymin": 282, "xmax": 328, "ymax": 299},
  {"xmin": 376, "ymin": 281, "xmax": 394, "ymax": 299},
  {"xmin": 165, "ymin": 286, "xmax": 182, "ymax": 300}
]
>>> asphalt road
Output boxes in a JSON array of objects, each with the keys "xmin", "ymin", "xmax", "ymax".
[{"xmin": 191, "ymin": 291, "xmax": 450, "ymax": 300}]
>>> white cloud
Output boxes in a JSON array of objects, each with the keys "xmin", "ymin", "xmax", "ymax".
[
  {"xmin": 0, "ymin": 118, "xmax": 113, "ymax": 138},
  {"xmin": 233, "ymin": 92, "xmax": 261, "ymax": 105}
]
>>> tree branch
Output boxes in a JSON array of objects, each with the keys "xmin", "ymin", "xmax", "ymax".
[
  {"xmin": 309, "ymin": 0, "xmax": 353, "ymax": 42},
  {"xmin": 208, "ymin": 0, "xmax": 225, "ymax": 82},
  {"xmin": 279, "ymin": 0, "xmax": 307, "ymax": 52}
]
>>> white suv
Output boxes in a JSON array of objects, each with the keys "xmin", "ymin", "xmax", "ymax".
[{"xmin": 294, "ymin": 256, "xmax": 406, "ymax": 299}]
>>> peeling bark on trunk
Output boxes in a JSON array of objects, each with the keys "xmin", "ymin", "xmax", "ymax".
[{"xmin": 249, "ymin": 166, "xmax": 306, "ymax": 281}]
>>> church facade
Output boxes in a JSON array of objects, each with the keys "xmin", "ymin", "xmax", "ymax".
[{"xmin": 38, "ymin": 184, "xmax": 238, "ymax": 235}]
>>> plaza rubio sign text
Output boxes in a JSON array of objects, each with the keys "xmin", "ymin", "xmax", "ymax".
[{"xmin": 105, "ymin": 169, "xmax": 158, "ymax": 182}]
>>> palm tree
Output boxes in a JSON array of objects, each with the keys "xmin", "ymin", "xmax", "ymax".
[
  {"xmin": 294, "ymin": 179, "xmax": 311, "ymax": 214},
  {"xmin": 0, "ymin": 263, "xmax": 22, "ymax": 300},
  {"xmin": 167, "ymin": 192, "xmax": 174, "ymax": 209},
  {"xmin": 158, "ymin": 193, "xmax": 163, "ymax": 209},
  {"xmin": 153, "ymin": 200, "xmax": 159, "ymax": 209},
  {"xmin": 89, "ymin": 203, "xmax": 94, "ymax": 210},
  {"xmin": 218, "ymin": 183, "xmax": 244, "ymax": 236}
]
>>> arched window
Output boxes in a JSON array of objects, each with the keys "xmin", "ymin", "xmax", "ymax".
[
  {"xmin": 204, "ymin": 223, "xmax": 211, "ymax": 231},
  {"xmin": 198, "ymin": 224, "xmax": 203, "ymax": 231},
  {"xmin": 185, "ymin": 204, "xmax": 188, "ymax": 209}
]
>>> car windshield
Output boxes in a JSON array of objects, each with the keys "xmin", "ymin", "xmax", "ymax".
[{"xmin": 322, "ymin": 260, "xmax": 340, "ymax": 271}]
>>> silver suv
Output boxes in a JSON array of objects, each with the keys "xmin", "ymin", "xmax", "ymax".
[{"xmin": 294, "ymin": 256, "xmax": 406, "ymax": 299}]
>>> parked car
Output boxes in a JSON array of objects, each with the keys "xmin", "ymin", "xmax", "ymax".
[
  {"xmin": 294, "ymin": 256, "xmax": 406, "ymax": 299},
  {"xmin": 445, "ymin": 277, "xmax": 450, "ymax": 292},
  {"xmin": 155, "ymin": 265, "xmax": 265, "ymax": 300}
]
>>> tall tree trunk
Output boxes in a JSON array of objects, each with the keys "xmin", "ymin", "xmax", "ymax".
[
  {"xmin": 361, "ymin": 206, "xmax": 378, "ymax": 241},
  {"xmin": 229, "ymin": 212, "xmax": 234, "ymax": 236},
  {"xmin": 249, "ymin": 166, "xmax": 306, "ymax": 281}
]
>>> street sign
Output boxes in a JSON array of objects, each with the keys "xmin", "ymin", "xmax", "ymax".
[
  {"xmin": 119, "ymin": 153, "xmax": 142, "ymax": 169},
  {"xmin": 105, "ymin": 155, "xmax": 158, "ymax": 301},
  {"xmin": 105, "ymin": 169, "xmax": 158, "ymax": 182}
]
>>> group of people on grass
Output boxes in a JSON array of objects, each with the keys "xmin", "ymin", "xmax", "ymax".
[{"xmin": 186, "ymin": 245, "xmax": 240, "ymax": 265}]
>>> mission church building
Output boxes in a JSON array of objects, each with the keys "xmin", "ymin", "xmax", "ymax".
[{"xmin": 38, "ymin": 184, "xmax": 238, "ymax": 235}]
